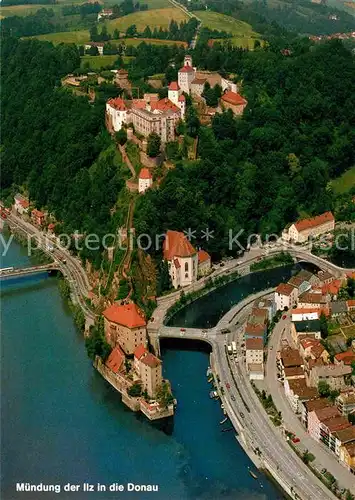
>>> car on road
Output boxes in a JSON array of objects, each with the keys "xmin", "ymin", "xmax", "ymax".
[
  {"xmin": 240, "ymin": 412, "xmax": 245, "ymax": 418},
  {"xmin": 282, "ymin": 314, "xmax": 287, "ymax": 320},
  {"xmin": 180, "ymin": 328, "xmax": 186, "ymax": 332},
  {"xmin": 202, "ymin": 329, "xmax": 207, "ymax": 333},
  {"xmin": 220, "ymin": 328, "xmax": 231, "ymax": 334},
  {"xmin": 231, "ymin": 395, "xmax": 235, "ymax": 401},
  {"xmin": 226, "ymin": 383, "xmax": 230, "ymax": 389},
  {"xmin": 292, "ymin": 437, "xmax": 300, "ymax": 443}
]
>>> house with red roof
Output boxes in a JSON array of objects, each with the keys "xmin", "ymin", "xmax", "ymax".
[
  {"xmin": 163, "ymin": 230, "xmax": 198, "ymax": 289},
  {"xmin": 282, "ymin": 211, "xmax": 335, "ymax": 243},
  {"xmin": 102, "ymin": 302, "xmax": 147, "ymax": 354},
  {"xmin": 138, "ymin": 168, "xmax": 153, "ymax": 193},
  {"xmin": 14, "ymin": 193, "xmax": 29, "ymax": 215},
  {"xmin": 168, "ymin": 81, "xmax": 186, "ymax": 118},
  {"xmin": 106, "ymin": 97, "xmax": 127, "ymax": 132},
  {"xmin": 106, "ymin": 346, "xmax": 125, "ymax": 374},
  {"xmin": 220, "ymin": 90, "xmax": 248, "ymax": 115},
  {"xmin": 197, "ymin": 249, "xmax": 211, "ymax": 277},
  {"xmin": 31, "ymin": 208, "xmax": 46, "ymax": 226},
  {"xmin": 274, "ymin": 282, "xmax": 298, "ymax": 311}
]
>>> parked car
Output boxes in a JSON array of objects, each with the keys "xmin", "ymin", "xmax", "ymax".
[
  {"xmin": 282, "ymin": 315, "xmax": 286, "ymax": 320},
  {"xmin": 231, "ymin": 395, "xmax": 236, "ymax": 401},
  {"xmin": 220, "ymin": 262, "xmax": 225, "ymax": 267},
  {"xmin": 292, "ymin": 437, "xmax": 300, "ymax": 443},
  {"xmin": 180, "ymin": 328, "xmax": 186, "ymax": 332},
  {"xmin": 226, "ymin": 383, "xmax": 230, "ymax": 389},
  {"xmin": 220, "ymin": 328, "xmax": 231, "ymax": 334}
]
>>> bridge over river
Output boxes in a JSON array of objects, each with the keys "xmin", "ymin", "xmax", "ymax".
[{"xmin": 0, "ymin": 263, "xmax": 60, "ymax": 280}]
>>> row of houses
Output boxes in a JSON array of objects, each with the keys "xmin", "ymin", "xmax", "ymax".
[{"xmin": 14, "ymin": 194, "xmax": 46, "ymax": 226}]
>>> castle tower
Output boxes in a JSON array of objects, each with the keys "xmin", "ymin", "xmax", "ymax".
[
  {"xmin": 184, "ymin": 55, "xmax": 192, "ymax": 67},
  {"xmin": 168, "ymin": 81, "xmax": 180, "ymax": 106}
]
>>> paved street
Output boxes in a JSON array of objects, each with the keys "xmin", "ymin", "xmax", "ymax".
[{"xmin": 265, "ymin": 314, "xmax": 355, "ymax": 495}]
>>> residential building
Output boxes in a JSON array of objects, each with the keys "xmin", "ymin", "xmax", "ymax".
[
  {"xmin": 299, "ymin": 337, "xmax": 329, "ymax": 363},
  {"xmin": 278, "ymin": 347, "xmax": 303, "ymax": 381},
  {"xmin": 321, "ymin": 279, "xmax": 343, "ymax": 300},
  {"xmin": 318, "ymin": 270, "xmax": 335, "ymax": 285},
  {"xmin": 333, "ymin": 426, "xmax": 355, "ymax": 458},
  {"xmin": 284, "ymin": 366, "xmax": 305, "ymax": 381},
  {"xmin": 31, "ymin": 208, "xmax": 45, "ymax": 226},
  {"xmin": 102, "ymin": 302, "xmax": 147, "ymax": 355},
  {"xmin": 84, "ymin": 42, "xmax": 104, "ymax": 55},
  {"xmin": 308, "ymin": 362, "xmax": 352, "ymax": 390},
  {"xmin": 106, "ymin": 97, "xmax": 127, "ymax": 131},
  {"xmin": 291, "ymin": 319, "xmax": 321, "ymax": 345},
  {"xmin": 330, "ymin": 300, "xmax": 348, "ymax": 318},
  {"xmin": 220, "ymin": 90, "xmax": 247, "ymax": 115},
  {"xmin": 244, "ymin": 322, "xmax": 266, "ymax": 342},
  {"xmin": 274, "ymin": 283, "xmax": 298, "ymax": 311},
  {"xmin": 247, "ymin": 363, "xmax": 264, "ymax": 380},
  {"xmin": 197, "ymin": 250, "xmax": 211, "ymax": 276},
  {"xmin": 291, "ymin": 308, "xmax": 320, "ymax": 322},
  {"xmin": 284, "ymin": 378, "xmax": 317, "ymax": 413},
  {"xmin": 282, "ymin": 211, "xmax": 335, "ymax": 243},
  {"xmin": 298, "ymin": 291, "xmax": 327, "ymax": 309},
  {"xmin": 308, "ymin": 405, "xmax": 340, "ymax": 440},
  {"xmin": 245, "ymin": 338, "xmax": 264, "ymax": 365},
  {"xmin": 288, "ymin": 270, "xmax": 315, "ymax": 294},
  {"xmin": 347, "ymin": 299, "xmax": 355, "ymax": 311},
  {"xmin": 301, "ymin": 397, "xmax": 330, "ymax": 428},
  {"xmin": 14, "ymin": 193, "xmax": 29, "ymax": 215},
  {"xmin": 336, "ymin": 390, "xmax": 355, "ymax": 416},
  {"xmin": 163, "ymin": 230, "xmax": 198, "ymax": 289},
  {"xmin": 190, "ymin": 77, "xmax": 206, "ymax": 97},
  {"xmin": 139, "ymin": 352, "xmax": 162, "ymax": 398},
  {"xmin": 254, "ymin": 298, "xmax": 275, "ymax": 322},
  {"xmin": 97, "ymin": 8, "xmax": 113, "ymax": 21},
  {"xmin": 138, "ymin": 168, "xmax": 153, "ymax": 193},
  {"xmin": 133, "ymin": 344, "xmax": 148, "ymax": 376},
  {"xmin": 339, "ymin": 441, "xmax": 355, "ymax": 474},
  {"xmin": 319, "ymin": 415, "xmax": 352, "ymax": 452}
]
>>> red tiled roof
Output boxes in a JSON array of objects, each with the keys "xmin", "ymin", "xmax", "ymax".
[
  {"xmin": 48, "ymin": 223, "xmax": 55, "ymax": 230},
  {"xmin": 141, "ymin": 352, "xmax": 161, "ymax": 368},
  {"xmin": 103, "ymin": 303, "xmax": 146, "ymax": 328},
  {"xmin": 284, "ymin": 366, "xmax": 304, "ymax": 377},
  {"xmin": 335, "ymin": 350, "xmax": 355, "ymax": 365},
  {"xmin": 292, "ymin": 308, "xmax": 320, "ymax": 316},
  {"xmin": 314, "ymin": 406, "xmax": 340, "ymax": 421},
  {"xmin": 294, "ymin": 211, "xmax": 334, "ymax": 233},
  {"xmin": 106, "ymin": 346, "xmax": 125, "ymax": 373},
  {"xmin": 304, "ymin": 398, "xmax": 330, "ymax": 412},
  {"xmin": 198, "ymin": 249, "xmax": 210, "ymax": 263},
  {"xmin": 151, "ymin": 98, "xmax": 180, "ymax": 113},
  {"xmin": 179, "ymin": 65, "xmax": 194, "ymax": 73},
  {"xmin": 117, "ymin": 69, "xmax": 128, "ymax": 75},
  {"xmin": 276, "ymin": 283, "xmax": 295, "ymax": 296},
  {"xmin": 139, "ymin": 167, "xmax": 152, "ymax": 180},
  {"xmin": 108, "ymin": 97, "xmax": 126, "ymax": 111},
  {"xmin": 32, "ymin": 209, "xmax": 44, "ymax": 217},
  {"xmin": 322, "ymin": 279, "xmax": 342, "ymax": 296},
  {"xmin": 191, "ymin": 78, "xmax": 206, "ymax": 85},
  {"xmin": 322, "ymin": 416, "xmax": 352, "ymax": 432},
  {"xmin": 168, "ymin": 81, "xmax": 180, "ymax": 91},
  {"xmin": 163, "ymin": 230, "xmax": 196, "ymax": 260},
  {"xmin": 178, "ymin": 95, "xmax": 185, "ymax": 102},
  {"xmin": 347, "ymin": 299, "xmax": 355, "ymax": 308},
  {"xmin": 134, "ymin": 344, "xmax": 147, "ymax": 360},
  {"xmin": 245, "ymin": 323, "xmax": 265, "ymax": 335},
  {"xmin": 221, "ymin": 91, "xmax": 247, "ymax": 106},
  {"xmin": 132, "ymin": 99, "xmax": 146, "ymax": 110},
  {"xmin": 246, "ymin": 338, "xmax": 264, "ymax": 350}
]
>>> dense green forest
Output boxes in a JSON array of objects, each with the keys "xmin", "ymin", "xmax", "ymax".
[{"xmin": 134, "ymin": 38, "xmax": 355, "ymax": 257}]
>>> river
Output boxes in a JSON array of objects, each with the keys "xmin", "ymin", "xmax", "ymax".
[{"xmin": 1, "ymin": 237, "xmax": 284, "ymax": 500}]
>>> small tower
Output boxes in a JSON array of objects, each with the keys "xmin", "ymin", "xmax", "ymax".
[
  {"xmin": 184, "ymin": 55, "xmax": 192, "ymax": 67},
  {"xmin": 168, "ymin": 81, "xmax": 180, "ymax": 106},
  {"xmin": 178, "ymin": 94, "xmax": 186, "ymax": 119},
  {"xmin": 138, "ymin": 168, "xmax": 153, "ymax": 194}
]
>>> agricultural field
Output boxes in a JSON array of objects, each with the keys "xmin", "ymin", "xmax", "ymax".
[
  {"xmin": 0, "ymin": 3, "xmax": 64, "ymax": 17},
  {"xmin": 105, "ymin": 7, "xmax": 189, "ymax": 33},
  {"xmin": 331, "ymin": 166, "xmax": 355, "ymax": 194},
  {"xmin": 195, "ymin": 10, "xmax": 258, "ymax": 36},
  {"xmin": 31, "ymin": 30, "xmax": 90, "ymax": 44},
  {"xmin": 80, "ymin": 54, "xmax": 118, "ymax": 69},
  {"xmin": 211, "ymin": 36, "xmax": 260, "ymax": 49},
  {"xmin": 121, "ymin": 37, "xmax": 187, "ymax": 47}
]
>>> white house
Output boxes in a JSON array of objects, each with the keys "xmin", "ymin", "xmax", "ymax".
[
  {"xmin": 138, "ymin": 168, "xmax": 153, "ymax": 194},
  {"xmin": 291, "ymin": 308, "xmax": 320, "ymax": 322},
  {"xmin": 274, "ymin": 283, "xmax": 298, "ymax": 311},
  {"xmin": 163, "ymin": 230, "xmax": 198, "ymax": 289},
  {"xmin": 106, "ymin": 97, "xmax": 127, "ymax": 132},
  {"xmin": 84, "ymin": 42, "xmax": 104, "ymax": 55},
  {"xmin": 245, "ymin": 338, "xmax": 264, "ymax": 365},
  {"xmin": 14, "ymin": 194, "xmax": 29, "ymax": 215},
  {"xmin": 282, "ymin": 211, "xmax": 335, "ymax": 243},
  {"xmin": 97, "ymin": 9, "xmax": 113, "ymax": 21}
]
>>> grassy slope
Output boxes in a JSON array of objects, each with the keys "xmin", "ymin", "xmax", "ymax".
[
  {"xmin": 80, "ymin": 54, "xmax": 118, "ymax": 69},
  {"xmin": 31, "ymin": 30, "xmax": 90, "ymax": 44},
  {"xmin": 105, "ymin": 7, "xmax": 189, "ymax": 33},
  {"xmin": 331, "ymin": 166, "xmax": 355, "ymax": 194}
]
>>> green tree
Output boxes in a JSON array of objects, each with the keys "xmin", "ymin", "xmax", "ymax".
[
  {"xmin": 156, "ymin": 381, "xmax": 174, "ymax": 408},
  {"xmin": 88, "ymin": 45, "xmax": 99, "ymax": 56},
  {"xmin": 113, "ymin": 28, "xmax": 120, "ymax": 40},
  {"xmin": 318, "ymin": 380, "xmax": 330, "ymax": 397},
  {"xmin": 126, "ymin": 24, "xmax": 137, "ymax": 37},
  {"xmin": 116, "ymin": 128, "xmax": 127, "ymax": 145},
  {"xmin": 128, "ymin": 381, "xmax": 142, "ymax": 397},
  {"xmin": 147, "ymin": 132, "xmax": 161, "ymax": 157},
  {"xmin": 157, "ymin": 260, "xmax": 172, "ymax": 295},
  {"xmin": 328, "ymin": 389, "xmax": 340, "ymax": 403},
  {"xmin": 320, "ymin": 312, "xmax": 329, "ymax": 339}
]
